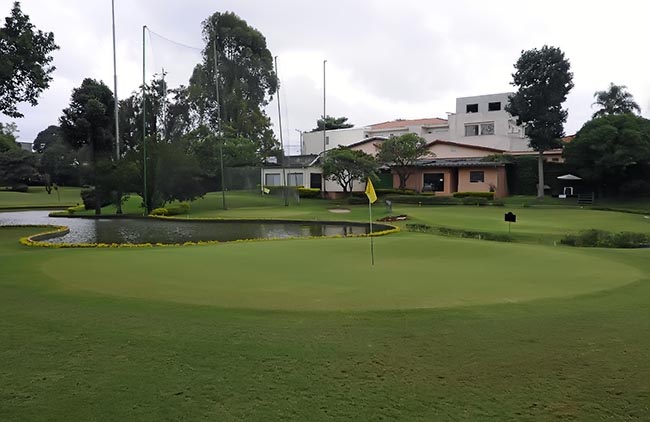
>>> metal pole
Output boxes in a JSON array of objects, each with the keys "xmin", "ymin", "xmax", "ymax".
[
  {"xmin": 111, "ymin": 0, "xmax": 120, "ymax": 160},
  {"xmin": 212, "ymin": 32, "xmax": 226, "ymax": 210},
  {"xmin": 275, "ymin": 56, "xmax": 288, "ymax": 206},
  {"xmin": 322, "ymin": 59, "xmax": 327, "ymax": 195},
  {"xmin": 142, "ymin": 25, "xmax": 148, "ymax": 214},
  {"xmin": 369, "ymin": 200, "xmax": 374, "ymax": 265}
]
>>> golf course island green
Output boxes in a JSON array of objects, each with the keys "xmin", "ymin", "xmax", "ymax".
[{"xmin": 38, "ymin": 233, "xmax": 641, "ymax": 310}]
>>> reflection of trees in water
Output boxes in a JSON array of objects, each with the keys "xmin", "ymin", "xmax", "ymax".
[{"xmin": 3, "ymin": 211, "xmax": 373, "ymax": 244}]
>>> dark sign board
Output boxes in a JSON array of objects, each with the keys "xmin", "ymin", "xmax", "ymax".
[{"xmin": 504, "ymin": 212, "xmax": 516, "ymax": 223}]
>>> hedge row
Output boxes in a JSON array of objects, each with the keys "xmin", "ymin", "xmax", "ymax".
[
  {"xmin": 452, "ymin": 192, "xmax": 494, "ymax": 200},
  {"xmin": 149, "ymin": 202, "xmax": 190, "ymax": 216},
  {"xmin": 561, "ymin": 229, "xmax": 650, "ymax": 248},
  {"xmin": 406, "ymin": 223, "xmax": 512, "ymax": 242}
]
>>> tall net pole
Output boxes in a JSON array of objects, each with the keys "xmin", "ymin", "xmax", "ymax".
[
  {"xmin": 212, "ymin": 36, "xmax": 226, "ymax": 210},
  {"xmin": 142, "ymin": 25, "xmax": 148, "ymax": 214},
  {"xmin": 275, "ymin": 56, "xmax": 288, "ymax": 206}
]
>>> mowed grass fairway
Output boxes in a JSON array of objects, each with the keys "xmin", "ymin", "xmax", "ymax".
[{"xmin": 2, "ymin": 199, "xmax": 650, "ymax": 420}]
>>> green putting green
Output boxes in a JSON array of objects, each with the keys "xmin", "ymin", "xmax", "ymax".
[{"xmin": 40, "ymin": 233, "xmax": 640, "ymax": 310}]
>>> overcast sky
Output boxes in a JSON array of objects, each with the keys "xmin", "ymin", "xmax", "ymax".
[{"xmin": 4, "ymin": 0, "xmax": 650, "ymax": 153}]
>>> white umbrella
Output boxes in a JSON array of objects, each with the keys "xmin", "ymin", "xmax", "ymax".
[{"xmin": 557, "ymin": 174, "xmax": 582, "ymax": 180}]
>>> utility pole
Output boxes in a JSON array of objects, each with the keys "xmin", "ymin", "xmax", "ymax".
[{"xmin": 275, "ymin": 56, "xmax": 288, "ymax": 206}]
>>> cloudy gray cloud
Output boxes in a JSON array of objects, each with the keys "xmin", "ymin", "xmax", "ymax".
[{"xmin": 3, "ymin": 0, "xmax": 649, "ymax": 152}]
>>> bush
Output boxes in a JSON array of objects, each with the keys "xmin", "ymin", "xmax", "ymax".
[
  {"xmin": 376, "ymin": 188, "xmax": 418, "ymax": 196},
  {"xmin": 149, "ymin": 207, "xmax": 169, "ymax": 216},
  {"xmin": 347, "ymin": 196, "xmax": 368, "ymax": 205},
  {"xmin": 166, "ymin": 202, "xmax": 190, "ymax": 216},
  {"xmin": 405, "ymin": 223, "xmax": 512, "ymax": 242},
  {"xmin": 383, "ymin": 194, "xmax": 461, "ymax": 205},
  {"xmin": 453, "ymin": 192, "xmax": 494, "ymax": 199},
  {"xmin": 461, "ymin": 197, "xmax": 488, "ymax": 206},
  {"xmin": 297, "ymin": 187, "xmax": 321, "ymax": 198},
  {"xmin": 561, "ymin": 229, "xmax": 650, "ymax": 248},
  {"xmin": 619, "ymin": 179, "xmax": 650, "ymax": 197},
  {"xmin": 66, "ymin": 204, "xmax": 85, "ymax": 214},
  {"xmin": 80, "ymin": 187, "xmax": 111, "ymax": 210}
]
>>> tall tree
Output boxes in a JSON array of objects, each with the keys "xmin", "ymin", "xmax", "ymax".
[
  {"xmin": 506, "ymin": 45, "xmax": 574, "ymax": 199},
  {"xmin": 32, "ymin": 124, "xmax": 62, "ymax": 153},
  {"xmin": 0, "ymin": 2, "xmax": 58, "ymax": 118},
  {"xmin": 0, "ymin": 123, "xmax": 36, "ymax": 186},
  {"xmin": 187, "ymin": 11, "xmax": 279, "ymax": 160},
  {"xmin": 563, "ymin": 114, "xmax": 650, "ymax": 196},
  {"xmin": 321, "ymin": 146, "xmax": 377, "ymax": 193},
  {"xmin": 312, "ymin": 115, "xmax": 354, "ymax": 132},
  {"xmin": 592, "ymin": 83, "xmax": 641, "ymax": 118},
  {"xmin": 59, "ymin": 78, "xmax": 115, "ymax": 214},
  {"xmin": 376, "ymin": 133, "xmax": 432, "ymax": 189}
]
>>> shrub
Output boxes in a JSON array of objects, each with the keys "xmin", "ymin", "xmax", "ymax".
[
  {"xmin": 461, "ymin": 197, "xmax": 488, "ymax": 206},
  {"xmin": 383, "ymin": 195, "xmax": 461, "ymax": 205},
  {"xmin": 66, "ymin": 204, "xmax": 85, "ymax": 214},
  {"xmin": 405, "ymin": 223, "xmax": 512, "ymax": 242},
  {"xmin": 80, "ymin": 187, "xmax": 111, "ymax": 210},
  {"xmin": 453, "ymin": 192, "xmax": 494, "ymax": 199},
  {"xmin": 149, "ymin": 207, "xmax": 169, "ymax": 216},
  {"xmin": 561, "ymin": 229, "xmax": 650, "ymax": 248},
  {"xmin": 619, "ymin": 179, "xmax": 650, "ymax": 197},
  {"xmin": 166, "ymin": 202, "xmax": 190, "ymax": 216},
  {"xmin": 297, "ymin": 187, "xmax": 321, "ymax": 198}
]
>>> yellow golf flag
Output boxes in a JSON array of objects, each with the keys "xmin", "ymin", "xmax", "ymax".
[{"xmin": 365, "ymin": 178, "xmax": 377, "ymax": 203}]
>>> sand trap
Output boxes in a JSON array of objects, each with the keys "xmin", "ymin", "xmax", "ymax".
[{"xmin": 328, "ymin": 208, "xmax": 351, "ymax": 213}]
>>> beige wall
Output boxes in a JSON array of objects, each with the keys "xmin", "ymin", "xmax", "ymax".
[
  {"xmin": 457, "ymin": 167, "xmax": 508, "ymax": 198},
  {"xmin": 395, "ymin": 166, "xmax": 508, "ymax": 198},
  {"xmin": 428, "ymin": 143, "xmax": 494, "ymax": 159}
]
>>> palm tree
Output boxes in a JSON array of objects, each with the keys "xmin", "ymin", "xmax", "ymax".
[{"xmin": 592, "ymin": 83, "xmax": 641, "ymax": 117}]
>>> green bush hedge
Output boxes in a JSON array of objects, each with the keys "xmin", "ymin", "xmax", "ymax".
[
  {"xmin": 383, "ymin": 195, "xmax": 461, "ymax": 205},
  {"xmin": 561, "ymin": 229, "xmax": 650, "ymax": 248},
  {"xmin": 461, "ymin": 197, "xmax": 488, "ymax": 206},
  {"xmin": 453, "ymin": 192, "xmax": 494, "ymax": 199},
  {"xmin": 405, "ymin": 223, "xmax": 512, "ymax": 242},
  {"xmin": 150, "ymin": 207, "xmax": 169, "ymax": 216},
  {"xmin": 297, "ymin": 187, "xmax": 321, "ymax": 198}
]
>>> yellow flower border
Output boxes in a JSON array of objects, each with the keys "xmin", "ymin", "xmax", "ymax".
[{"xmin": 8, "ymin": 218, "xmax": 399, "ymax": 249}]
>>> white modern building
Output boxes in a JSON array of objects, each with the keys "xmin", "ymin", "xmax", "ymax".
[{"xmin": 301, "ymin": 93, "xmax": 531, "ymax": 155}]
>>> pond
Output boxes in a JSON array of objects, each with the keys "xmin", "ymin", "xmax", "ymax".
[{"xmin": 0, "ymin": 211, "xmax": 390, "ymax": 244}]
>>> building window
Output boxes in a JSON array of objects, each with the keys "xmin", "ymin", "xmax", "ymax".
[
  {"xmin": 265, "ymin": 173, "xmax": 281, "ymax": 186},
  {"xmin": 480, "ymin": 122, "xmax": 495, "ymax": 135},
  {"xmin": 423, "ymin": 173, "xmax": 445, "ymax": 192},
  {"xmin": 465, "ymin": 124, "xmax": 479, "ymax": 136},
  {"xmin": 469, "ymin": 171, "xmax": 484, "ymax": 183},
  {"xmin": 466, "ymin": 103, "xmax": 478, "ymax": 113},
  {"xmin": 488, "ymin": 102, "xmax": 501, "ymax": 111},
  {"xmin": 287, "ymin": 173, "xmax": 304, "ymax": 186}
]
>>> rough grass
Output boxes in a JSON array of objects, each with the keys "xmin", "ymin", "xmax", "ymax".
[
  {"xmin": 3, "ymin": 195, "xmax": 650, "ymax": 420},
  {"xmin": 0, "ymin": 186, "xmax": 81, "ymax": 208}
]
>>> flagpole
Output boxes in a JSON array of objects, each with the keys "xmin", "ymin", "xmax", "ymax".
[{"xmin": 369, "ymin": 199, "xmax": 374, "ymax": 266}]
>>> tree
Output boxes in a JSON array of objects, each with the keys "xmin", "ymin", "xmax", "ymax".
[
  {"xmin": 32, "ymin": 125, "xmax": 62, "ymax": 153},
  {"xmin": 37, "ymin": 137, "xmax": 78, "ymax": 186},
  {"xmin": 506, "ymin": 45, "xmax": 574, "ymax": 199},
  {"xmin": 376, "ymin": 133, "xmax": 432, "ymax": 189},
  {"xmin": 187, "ymin": 11, "xmax": 279, "ymax": 160},
  {"xmin": 592, "ymin": 83, "xmax": 641, "ymax": 118},
  {"xmin": 321, "ymin": 146, "xmax": 377, "ymax": 193},
  {"xmin": 563, "ymin": 114, "xmax": 650, "ymax": 196},
  {"xmin": 312, "ymin": 115, "xmax": 354, "ymax": 132},
  {"xmin": 59, "ymin": 78, "xmax": 115, "ymax": 214},
  {"xmin": 0, "ymin": 123, "xmax": 36, "ymax": 186},
  {"xmin": 0, "ymin": 2, "xmax": 58, "ymax": 118}
]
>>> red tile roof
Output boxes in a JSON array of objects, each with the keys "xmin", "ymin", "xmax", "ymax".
[
  {"xmin": 368, "ymin": 118, "xmax": 448, "ymax": 130},
  {"xmin": 426, "ymin": 140, "xmax": 505, "ymax": 153}
]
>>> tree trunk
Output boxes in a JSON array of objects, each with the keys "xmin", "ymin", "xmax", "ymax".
[
  {"xmin": 537, "ymin": 150, "xmax": 545, "ymax": 199},
  {"xmin": 116, "ymin": 190, "xmax": 123, "ymax": 214}
]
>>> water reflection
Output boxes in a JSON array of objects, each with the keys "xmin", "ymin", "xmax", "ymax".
[{"xmin": 0, "ymin": 211, "xmax": 386, "ymax": 245}]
